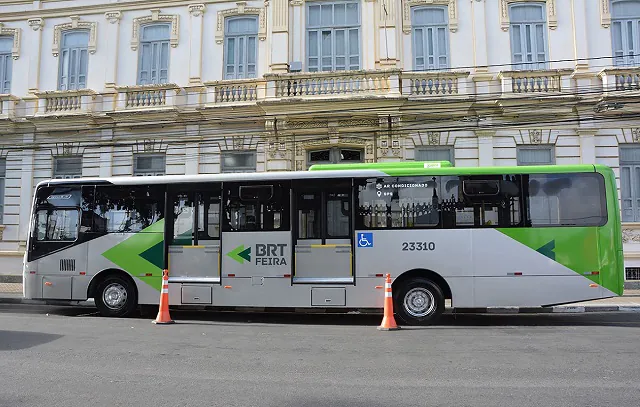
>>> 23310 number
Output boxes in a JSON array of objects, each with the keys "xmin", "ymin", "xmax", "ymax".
[{"xmin": 402, "ymin": 242, "xmax": 436, "ymax": 251}]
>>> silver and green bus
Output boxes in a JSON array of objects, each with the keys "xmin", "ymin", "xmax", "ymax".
[{"xmin": 22, "ymin": 161, "xmax": 623, "ymax": 325}]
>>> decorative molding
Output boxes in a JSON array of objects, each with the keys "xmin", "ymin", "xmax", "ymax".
[
  {"xmin": 623, "ymin": 228, "xmax": 640, "ymax": 243},
  {"xmin": 216, "ymin": 2, "xmax": 267, "ymax": 44},
  {"xmin": 52, "ymin": 16, "xmax": 97, "ymax": 57},
  {"xmin": 133, "ymin": 139, "xmax": 168, "ymax": 154},
  {"xmin": 188, "ymin": 4, "xmax": 206, "ymax": 17},
  {"xmin": 600, "ymin": 0, "xmax": 611, "ymax": 28},
  {"xmin": 131, "ymin": 9, "xmax": 179, "ymax": 51},
  {"xmin": 290, "ymin": 0, "xmax": 304, "ymax": 5},
  {"xmin": 267, "ymin": 137, "xmax": 288, "ymax": 159},
  {"xmin": 53, "ymin": 142, "xmax": 84, "ymax": 157},
  {"xmin": 427, "ymin": 131, "xmax": 441, "ymax": 145},
  {"xmin": 500, "ymin": 0, "xmax": 556, "ymax": 31},
  {"xmin": 286, "ymin": 120, "xmax": 328, "ymax": 130},
  {"xmin": 402, "ymin": 0, "xmax": 458, "ymax": 34},
  {"xmin": 28, "ymin": 18, "xmax": 44, "ymax": 31},
  {"xmin": 529, "ymin": 129, "xmax": 543, "ymax": 144},
  {"xmin": 632, "ymin": 128, "xmax": 640, "ymax": 143},
  {"xmin": 105, "ymin": 11, "xmax": 122, "ymax": 24},
  {"xmin": 337, "ymin": 118, "xmax": 380, "ymax": 127},
  {"xmin": 0, "ymin": 24, "xmax": 21, "ymax": 60}
]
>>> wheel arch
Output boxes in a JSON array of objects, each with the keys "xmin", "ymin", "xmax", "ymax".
[
  {"xmin": 392, "ymin": 268, "xmax": 452, "ymax": 300},
  {"xmin": 87, "ymin": 268, "xmax": 138, "ymax": 300}
]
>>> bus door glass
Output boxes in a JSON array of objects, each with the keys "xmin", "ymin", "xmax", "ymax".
[
  {"xmin": 168, "ymin": 184, "xmax": 221, "ymax": 283},
  {"xmin": 292, "ymin": 179, "xmax": 354, "ymax": 283}
]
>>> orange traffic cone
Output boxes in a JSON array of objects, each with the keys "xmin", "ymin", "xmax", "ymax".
[
  {"xmin": 378, "ymin": 273, "xmax": 400, "ymax": 331},
  {"xmin": 152, "ymin": 269, "xmax": 174, "ymax": 325}
]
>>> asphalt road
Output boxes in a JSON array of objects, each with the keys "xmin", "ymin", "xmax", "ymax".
[{"xmin": 1, "ymin": 304, "xmax": 640, "ymax": 407}]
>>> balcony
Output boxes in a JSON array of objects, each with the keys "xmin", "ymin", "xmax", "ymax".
[
  {"xmin": 34, "ymin": 89, "xmax": 97, "ymax": 116},
  {"xmin": 400, "ymin": 71, "xmax": 471, "ymax": 97},
  {"xmin": 498, "ymin": 69, "xmax": 574, "ymax": 96},
  {"xmin": 114, "ymin": 84, "xmax": 183, "ymax": 111},
  {"xmin": 203, "ymin": 78, "xmax": 267, "ymax": 106},
  {"xmin": 599, "ymin": 67, "xmax": 640, "ymax": 94},
  {"xmin": 265, "ymin": 69, "xmax": 401, "ymax": 99},
  {"xmin": 0, "ymin": 94, "xmax": 19, "ymax": 119}
]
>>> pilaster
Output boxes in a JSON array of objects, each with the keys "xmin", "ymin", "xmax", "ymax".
[
  {"xmin": 185, "ymin": 125, "xmax": 201, "ymax": 175},
  {"xmin": 471, "ymin": 0, "xmax": 488, "ymax": 73},
  {"xmin": 104, "ymin": 11, "xmax": 121, "ymax": 89},
  {"xmin": 99, "ymin": 129, "xmax": 113, "ymax": 178},
  {"xmin": 475, "ymin": 130, "xmax": 495, "ymax": 167},
  {"xmin": 577, "ymin": 129, "xmax": 597, "ymax": 164},
  {"xmin": 188, "ymin": 4, "xmax": 206, "ymax": 85},
  {"xmin": 377, "ymin": 0, "xmax": 398, "ymax": 67},
  {"xmin": 19, "ymin": 134, "xmax": 34, "ymax": 243},
  {"xmin": 27, "ymin": 18, "xmax": 44, "ymax": 94},
  {"xmin": 571, "ymin": 0, "xmax": 589, "ymax": 72},
  {"xmin": 271, "ymin": 0, "xmax": 290, "ymax": 73}
]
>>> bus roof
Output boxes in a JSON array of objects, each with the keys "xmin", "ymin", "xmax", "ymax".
[{"xmin": 36, "ymin": 163, "xmax": 610, "ymax": 188}]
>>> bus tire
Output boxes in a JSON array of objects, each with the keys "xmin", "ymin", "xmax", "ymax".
[
  {"xmin": 394, "ymin": 278, "xmax": 444, "ymax": 326},
  {"xmin": 94, "ymin": 275, "xmax": 138, "ymax": 318}
]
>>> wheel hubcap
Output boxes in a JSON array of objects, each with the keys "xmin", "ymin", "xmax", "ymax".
[
  {"xmin": 103, "ymin": 283, "xmax": 127, "ymax": 310},
  {"xmin": 403, "ymin": 287, "xmax": 435, "ymax": 317}
]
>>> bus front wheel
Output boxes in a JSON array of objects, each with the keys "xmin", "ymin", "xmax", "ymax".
[
  {"xmin": 94, "ymin": 274, "xmax": 138, "ymax": 318},
  {"xmin": 394, "ymin": 278, "xmax": 445, "ymax": 326}
]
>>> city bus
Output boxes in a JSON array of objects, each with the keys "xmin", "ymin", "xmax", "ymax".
[{"xmin": 22, "ymin": 161, "xmax": 624, "ymax": 325}]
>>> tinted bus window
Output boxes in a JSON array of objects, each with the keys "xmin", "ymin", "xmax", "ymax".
[
  {"xmin": 525, "ymin": 173, "xmax": 607, "ymax": 227},
  {"xmin": 223, "ymin": 182, "xmax": 290, "ymax": 232}
]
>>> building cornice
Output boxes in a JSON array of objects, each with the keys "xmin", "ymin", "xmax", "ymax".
[{"xmin": 0, "ymin": 0, "xmax": 245, "ymax": 21}]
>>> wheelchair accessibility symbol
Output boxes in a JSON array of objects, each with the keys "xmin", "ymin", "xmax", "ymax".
[{"xmin": 357, "ymin": 233, "xmax": 373, "ymax": 248}]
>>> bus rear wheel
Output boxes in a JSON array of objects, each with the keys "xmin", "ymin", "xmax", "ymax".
[
  {"xmin": 394, "ymin": 278, "xmax": 444, "ymax": 326},
  {"xmin": 94, "ymin": 275, "xmax": 138, "ymax": 318}
]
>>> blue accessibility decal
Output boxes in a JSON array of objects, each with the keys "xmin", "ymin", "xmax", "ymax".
[{"xmin": 357, "ymin": 232, "xmax": 373, "ymax": 248}]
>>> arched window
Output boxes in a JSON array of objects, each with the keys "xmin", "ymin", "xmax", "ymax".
[
  {"xmin": 58, "ymin": 31, "xmax": 89, "ymax": 90},
  {"xmin": 611, "ymin": 0, "xmax": 640, "ymax": 66},
  {"xmin": 0, "ymin": 36, "xmax": 13, "ymax": 94},
  {"xmin": 411, "ymin": 6, "xmax": 450, "ymax": 71},
  {"xmin": 224, "ymin": 16, "xmax": 259, "ymax": 80},
  {"xmin": 509, "ymin": 3, "xmax": 548, "ymax": 70},
  {"xmin": 138, "ymin": 24, "xmax": 170, "ymax": 85}
]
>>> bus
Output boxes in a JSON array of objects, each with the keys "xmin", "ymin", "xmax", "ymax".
[{"xmin": 22, "ymin": 161, "xmax": 623, "ymax": 325}]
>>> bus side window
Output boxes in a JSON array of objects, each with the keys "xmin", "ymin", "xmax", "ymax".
[
  {"xmin": 458, "ymin": 175, "xmax": 523, "ymax": 228},
  {"xmin": 223, "ymin": 182, "xmax": 290, "ymax": 232}
]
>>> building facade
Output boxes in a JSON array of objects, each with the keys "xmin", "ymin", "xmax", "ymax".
[{"xmin": 0, "ymin": 0, "xmax": 640, "ymax": 279}]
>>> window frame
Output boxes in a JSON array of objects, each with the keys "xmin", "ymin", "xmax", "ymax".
[
  {"xmin": 0, "ymin": 36, "xmax": 13, "ymax": 94},
  {"xmin": 137, "ymin": 24, "xmax": 171, "ymax": 85},
  {"xmin": 133, "ymin": 153, "xmax": 166, "ymax": 176},
  {"xmin": 508, "ymin": 2, "xmax": 549, "ymax": 70},
  {"xmin": 516, "ymin": 145, "xmax": 555, "ymax": 166},
  {"xmin": 58, "ymin": 30, "xmax": 90, "ymax": 91},
  {"xmin": 53, "ymin": 156, "xmax": 83, "ymax": 179},
  {"xmin": 610, "ymin": 0, "xmax": 640, "ymax": 67},
  {"xmin": 224, "ymin": 15, "xmax": 260, "ymax": 80},
  {"xmin": 306, "ymin": 0, "xmax": 362, "ymax": 72},
  {"xmin": 415, "ymin": 146, "xmax": 455, "ymax": 164},
  {"xmin": 221, "ymin": 150, "xmax": 257, "ymax": 173},
  {"xmin": 307, "ymin": 147, "xmax": 364, "ymax": 168},
  {"xmin": 411, "ymin": 5, "xmax": 450, "ymax": 71},
  {"xmin": 619, "ymin": 144, "xmax": 640, "ymax": 222}
]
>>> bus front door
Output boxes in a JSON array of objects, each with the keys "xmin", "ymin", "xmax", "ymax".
[
  {"xmin": 167, "ymin": 189, "xmax": 221, "ymax": 296},
  {"xmin": 293, "ymin": 180, "xmax": 354, "ymax": 284}
]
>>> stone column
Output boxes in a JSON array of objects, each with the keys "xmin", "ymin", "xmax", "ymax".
[
  {"xmin": 18, "ymin": 134, "xmax": 34, "ymax": 243},
  {"xmin": 270, "ymin": 0, "xmax": 289, "ymax": 73},
  {"xmin": 188, "ymin": 4, "xmax": 206, "ymax": 85},
  {"xmin": 476, "ymin": 130, "xmax": 495, "ymax": 167},
  {"xmin": 27, "ymin": 18, "xmax": 44, "ymax": 93},
  {"xmin": 578, "ymin": 129, "xmax": 597, "ymax": 164},
  {"xmin": 104, "ymin": 12, "xmax": 122, "ymax": 89}
]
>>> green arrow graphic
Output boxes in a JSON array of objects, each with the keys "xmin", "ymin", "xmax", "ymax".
[
  {"xmin": 227, "ymin": 245, "xmax": 251, "ymax": 264},
  {"xmin": 537, "ymin": 240, "xmax": 556, "ymax": 261}
]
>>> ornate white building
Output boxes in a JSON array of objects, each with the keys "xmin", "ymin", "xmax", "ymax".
[{"xmin": 1, "ymin": 0, "xmax": 640, "ymax": 281}]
